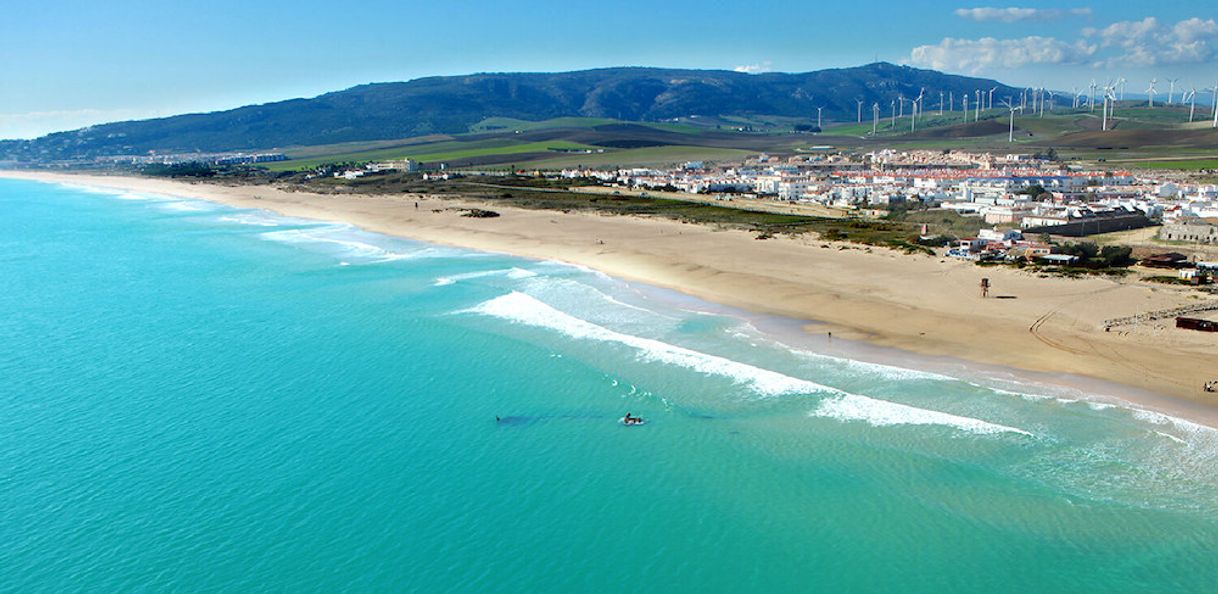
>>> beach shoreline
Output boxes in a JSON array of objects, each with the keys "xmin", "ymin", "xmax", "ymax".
[{"xmin": 5, "ymin": 169, "xmax": 1218, "ymax": 425}]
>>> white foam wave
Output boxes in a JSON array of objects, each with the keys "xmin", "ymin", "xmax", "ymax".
[
  {"xmin": 467, "ymin": 291, "xmax": 827, "ymax": 396},
  {"xmin": 793, "ymin": 348, "xmax": 955, "ymax": 382},
  {"xmin": 157, "ymin": 200, "xmax": 213, "ymax": 212},
  {"xmin": 466, "ymin": 292, "xmax": 1029, "ymax": 436},
  {"xmin": 53, "ymin": 182, "xmax": 176, "ymax": 203},
  {"xmin": 434, "ymin": 267, "xmax": 537, "ymax": 287},
  {"xmin": 811, "ymin": 394, "xmax": 1032, "ymax": 436},
  {"xmin": 218, "ymin": 213, "xmax": 282, "ymax": 227},
  {"xmin": 1154, "ymin": 430, "xmax": 1188, "ymax": 445},
  {"xmin": 1131, "ymin": 408, "xmax": 1217, "ymax": 438},
  {"xmin": 115, "ymin": 190, "xmax": 174, "ymax": 202},
  {"xmin": 259, "ymin": 225, "xmax": 448, "ymax": 263}
]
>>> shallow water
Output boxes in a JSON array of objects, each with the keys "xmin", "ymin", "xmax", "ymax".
[{"xmin": 2, "ymin": 178, "xmax": 1217, "ymax": 592}]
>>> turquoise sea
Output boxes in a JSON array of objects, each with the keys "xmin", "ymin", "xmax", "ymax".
[{"xmin": 2, "ymin": 178, "xmax": 1217, "ymax": 592}]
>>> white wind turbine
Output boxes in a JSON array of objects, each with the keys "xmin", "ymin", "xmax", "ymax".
[
  {"xmin": 1088, "ymin": 80, "xmax": 1097, "ymax": 111},
  {"xmin": 988, "ymin": 86, "xmax": 997, "ymax": 110},
  {"xmin": 1146, "ymin": 79, "xmax": 1158, "ymax": 108},
  {"xmin": 1212, "ymin": 81, "xmax": 1218, "ymax": 128},
  {"xmin": 911, "ymin": 89, "xmax": 925, "ymax": 132},
  {"xmin": 1101, "ymin": 83, "xmax": 1116, "ymax": 131},
  {"xmin": 857, "ymin": 99, "xmax": 864, "ymax": 124},
  {"xmin": 1001, "ymin": 99, "xmax": 1023, "ymax": 142},
  {"xmin": 939, "ymin": 91, "xmax": 945, "ymax": 115},
  {"xmin": 817, "ymin": 106, "xmax": 824, "ymax": 130},
  {"xmin": 1186, "ymin": 86, "xmax": 1197, "ymax": 122},
  {"xmin": 890, "ymin": 99, "xmax": 897, "ymax": 127},
  {"xmin": 963, "ymin": 94, "xmax": 969, "ymax": 119},
  {"xmin": 897, "ymin": 94, "xmax": 905, "ymax": 119},
  {"xmin": 872, "ymin": 102, "xmax": 880, "ymax": 135},
  {"xmin": 1166, "ymin": 78, "xmax": 1179, "ymax": 105},
  {"xmin": 975, "ymin": 89, "xmax": 982, "ymax": 121}
]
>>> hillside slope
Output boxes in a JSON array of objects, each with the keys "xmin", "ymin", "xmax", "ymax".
[{"xmin": 2, "ymin": 63, "xmax": 1018, "ymax": 161}]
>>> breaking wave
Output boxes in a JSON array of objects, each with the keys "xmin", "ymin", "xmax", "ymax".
[
  {"xmin": 465, "ymin": 292, "xmax": 1030, "ymax": 436},
  {"xmin": 434, "ymin": 267, "xmax": 537, "ymax": 286},
  {"xmin": 259, "ymin": 224, "xmax": 466, "ymax": 263}
]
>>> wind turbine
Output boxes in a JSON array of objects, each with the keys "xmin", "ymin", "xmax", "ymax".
[
  {"xmin": 963, "ymin": 94, "xmax": 969, "ymax": 119},
  {"xmin": 1186, "ymin": 86, "xmax": 1197, "ymax": 122},
  {"xmin": 939, "ymin": 91, "xmax": 944, "ymax": 115},
  {"xmin": 975, "ymin": 89, "xmax": 982, "ymax": 121},
  {"xmin": 988, "ymin": 87, "xmax": 997, "ymax": 111},
  {"xmin": 1088, "ymin": 80, "xmax": 1097, "ymax": 111},
  {"xmin": 1001, "ymin": 99, "xmax": 1023, "ymax": 142},
  {"xmin": 856, "ymin": 99, "xmax": 864, "ymax": 124},
  {"xmin": 1167, "ymin": 78, "xmax": 1179, "ymax": 105},
  {"xmin": 1118, "ymin": 77, "xmax": 1126, "ymax": 100},
  {"xmin": 1212, "ymin": 81, "xmax": 1218, "ymax": 128},
  {"xmin": 872, "ymin": 102, "xmax": 880, "ymax": 135},
  {"xmin": 1070, "ymin": 87, "xmax": 1079, "ymax": 109},
  {"xmin": 817, "ymin": 106, "xmax": 824, "ymax": 130},
  {"xmin": 949, "ymin": 91, "xmax": 954, "ymax": 113},
  {"xmin": 1101, "ymin": 84, "xmax": 1115, "ymax": 131},
  {"xmin": 897, "ymin": 94, "xmax": 905, "ymax": 119},
  {"xmin": 890, "ymin": 99, "xmax": 896, "ymax": 127},
  {"xmin": 1146, "ymin": 79, "xmax": 1158, "ymax": 108}
]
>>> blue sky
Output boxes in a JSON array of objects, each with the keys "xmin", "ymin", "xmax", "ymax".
[{"xmin": 2, "ymin": 0, "xmax": 1216, "ymax": 138}]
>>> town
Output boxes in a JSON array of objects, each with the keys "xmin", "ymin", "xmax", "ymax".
[{"xmin": 539, "ymin": 149, "xmax": 1218, "ymax": 266}]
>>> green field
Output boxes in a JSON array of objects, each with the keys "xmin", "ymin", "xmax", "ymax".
[
  {"xmin": 470, "ymin": 116, "xmax": 705, "ymax": 135},
  {"xmin": 522, "ymin": 145, "xmax": 757, "ymax": 169},
  {"xmin": 253, "ymin": 104, "xmax": 1218, "ymax": 172},
  {"xmin": 260, "ymin": 139, "xmax": 604, "ymax": 171},
  {"xmin": 1134, "ymin": 158, "xmax": 1218, "ymax": 170}
]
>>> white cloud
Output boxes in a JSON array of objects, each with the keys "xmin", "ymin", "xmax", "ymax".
[
  {"xmin": 1084, "ymin": 16, "xmax": 1218, "ymax": 65},
  {"xmin": 954, "ymin": 7, "xmax": 1092, "ymax": 23},
  {"xmin": 733, "ymin": 61, "xmax": 773, "ymax": 74},
  {"xmin": 909, "ymin": 36, "xmax": 1096, "ymax": 73}
]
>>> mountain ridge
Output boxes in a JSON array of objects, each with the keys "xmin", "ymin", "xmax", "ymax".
[{"xmin": 2, "ymin": 63, "xmax": 1020, "ymax": 161}]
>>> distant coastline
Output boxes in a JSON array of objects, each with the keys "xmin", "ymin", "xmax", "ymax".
[{"xmin": 5, "ymin": 169, "xmax": 1218, "ymax": 426}]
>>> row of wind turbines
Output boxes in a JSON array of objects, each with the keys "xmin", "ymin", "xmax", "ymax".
[{"xmin": 842, "ymin": 77, "xmax": 1218, "ymax": 143}]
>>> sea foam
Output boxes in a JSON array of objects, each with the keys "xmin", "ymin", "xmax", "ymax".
[
  {"xmin": 467, "ymin": 292, "xmax": 1029, "ymax": 436},
  {"xmin": 434, "ymin": 267, "xmax": 537, "ymax": 286},
  {"xmin": 259, "ymin": 224, "xmax": 461, "ymax": 263}
]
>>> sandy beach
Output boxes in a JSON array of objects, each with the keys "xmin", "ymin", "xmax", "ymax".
[{"xmin": 6, "ymin": 170, "xmax": 1218, "ymax": 423}]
